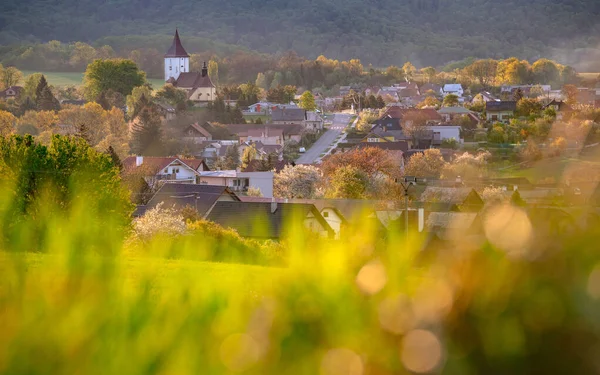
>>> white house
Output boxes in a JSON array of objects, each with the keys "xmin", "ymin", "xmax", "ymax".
[
  {"xmin": 123, "ymin": 156, "xmax": 209, "ymax": 185},
  {"xmin": 198, "ymin": 170, "xmax": 274, "ymax": 198},
  {"xmin": 320, "ymin": 207, "xmax": 348, "ymax": 239},
  {"xmin": 443, "ymin": 84, "xmax": 464, "ymax": 97},
  {"xmin": 429, "ymin": 125, "xmax": 462, "ymax": 145}
]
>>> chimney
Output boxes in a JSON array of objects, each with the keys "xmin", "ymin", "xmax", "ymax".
[
  {"xmin": 202, "ymin": 62, "xmax": 208, "ymax": 77},
  {"xmin": 136, "ymin": 156, "xmax": 143, "ymax": 167},
  {"xmin": 418, "ymin": 208, "xmax": 424, "ymax": 232},
  {"xmin": 271, "ymin": 198, "xmax": 277, "ymax": 214}
]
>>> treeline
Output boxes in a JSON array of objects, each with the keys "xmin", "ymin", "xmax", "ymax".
[{"xmin": 1, "ymin": 0, "xmax": 599, "ymax": 68}]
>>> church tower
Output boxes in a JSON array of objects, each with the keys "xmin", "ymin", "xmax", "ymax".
[{"xmin": 164, "ymin": 29, "xmax": 190, "ymax": 82}]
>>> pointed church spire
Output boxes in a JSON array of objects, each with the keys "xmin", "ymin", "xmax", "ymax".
[{"xmin": 165, "ymin": 29, "xmax": 190, "ymax": 58}]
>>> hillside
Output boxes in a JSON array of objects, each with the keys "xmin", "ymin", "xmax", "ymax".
[{"xmin": 1, "ymin": 0, "xmax": 600, "ymax": 67}]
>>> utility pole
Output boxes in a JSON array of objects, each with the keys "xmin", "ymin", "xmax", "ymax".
[{"xmin": 398, "ymin": 176, "xmax": 417, "ymax": 235}]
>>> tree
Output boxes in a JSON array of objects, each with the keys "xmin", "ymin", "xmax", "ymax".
[
  {"xmin": 402, "ymin": 62, "xmax": 416, "ymax": 82},
  {"xmin": 23, "ymin": 73, "xmax": 43, "ymax": 102},
  {"xmin": 325, "ymin": 165, "xmax": 368, "ymax": 199},
  {"xmin": 238, "ymin": 82, "xmax": 261, "ymax": 107},
  {"xmin": 356, "ymin": 111, "xmax": 378, "ymax": 132},
  {"xmin": 404, "ymin": 148, "xmax": 447, "ymax": 178},
  {"xmin": 35, "ymin": 75, "xmax": 60, "ymax": 111},
  {"xmin": 496, "ymin": 58, "xmax": 531, "ymax": 85},
  {"xmin": 106, "ymin": 145, "xmax": 123, "ymax": 170},
  {"xmin": 208, "ymin": 60, "xmax": 219, "ymax": 88},
  {"xmin": 58, "ymin": 102, "xmax": 108, "ymax": 146},
  {"xmin": 1, "ymin": 67, "xmax": 23, "ymax": 88},
  {"xmin": 274, "ymin": 165, "xmax": 321, "ymax": 199},
  {"xmin": 421, "ymin": 67, "xmax": 436, "ymax": 82},
  {"xmin": 130, "ymin": 97, "xmax": 164, "ymax": 156},
  {"xmin": 223, "ymin": 145, "xmax": 240, "ymax": 170},
  {"xmin": 83, "ymin": 59, "xmax": 146, "ymax": 101},
  {"xmin": 464, "ymin": 59, "xmax": 498, "ymax": 88},
  {"xmin": 321, "ymin": 147, "xmax": 401, "ymax": 182},
  {"xmin": 255, "ymin": 73, "xmax": 268, "ymax": 90},
  {"xmin": 441, "ymin": 151, "xmax": 490, "ymax": 180},
  {"xmin": 241, "ymin": 144, "xmax": 257, "ymax": 169},
  {"xmin": 418, "ymin": 96, "xmax": 441, "ymax": 109},
  {"xmin": 0, "ymin": 110, "xmax": 16, "ymax": 136},
  {"xmin": 246, "ymin": 187, "xmax": 263, "ymax": 197},
  {"xmin": 516, "ymin": 98, "xmax": 543, "ymax": 117},
  {"xmin": 531, "ymin": 59, "xmax": 560, "ymax": 85},
  {"xmin": 126, "ymin": 85, "xmax": 153, "ymax": 118},
  {"xmin": 442, "ymin": 94, "xmax": 459, "ymax": 107},
  {"xmin": 513, "ymin": 88, "xmax": 524, "ymax": 102},
  {"xmin": 402, "ymin": 111, "xmax": 430, "ymax": 145},
  {"xmin": 562, "ymin": 84, "xmax": 578, "ymax": 105},
  {"xmin": 155, "ymin": 84, "xmax": 188, "ymax": 110},
  {"xmin": 298, "ymin": 91, "xmax": 317, "ymax": 111}
]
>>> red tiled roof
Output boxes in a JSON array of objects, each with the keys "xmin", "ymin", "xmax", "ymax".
[{"xmin": 164, "ymin": 29, "xmax": 190, "ymax": 58}]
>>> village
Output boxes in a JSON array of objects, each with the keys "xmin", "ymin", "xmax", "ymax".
[{"xmin": 1, "ymin": 30, "xmax": 600, "ymax": 244}]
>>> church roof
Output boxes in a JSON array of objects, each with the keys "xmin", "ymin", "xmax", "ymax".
[
  {"xmin": 175, "ymin": 72, "xmax": 215, "ymax": 89},
  {"xmin": 165, "ymin": 30, "xmax": 190, "ymax": 58}
]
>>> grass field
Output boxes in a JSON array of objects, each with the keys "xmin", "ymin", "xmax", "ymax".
[
  {"xmin": 579, "ymin": 72, "xmax": 600, "ymax": 80},
  {"xmin": 22, "ymin": 70, "xmax": 165, "ymax": 89}
]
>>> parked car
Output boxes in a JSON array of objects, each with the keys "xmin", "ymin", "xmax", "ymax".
[{"xmin": 299, "ymin": 147, "xmax": 306, "ymax": 153}]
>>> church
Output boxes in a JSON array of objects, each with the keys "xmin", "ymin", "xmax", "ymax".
[{"xmin": 164, "ymin": 30, "xmax": 216, "ymax": 104}]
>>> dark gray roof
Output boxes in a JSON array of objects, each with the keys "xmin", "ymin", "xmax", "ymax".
[
  {"xmin": 207, "ymin": 201, "xmax": 333, "ymax": 239},
  {"xmin": 146, "ymin": 183, "xmax": 240, "ymax": 216},
  {"xmin": 219, "ymin": 123, "xmax": 305, "ymax": 137},
  {"xmin": 175, "ymin": 72, "xmax": 215, "ymax": 89},
  {"xmin": 271, "ymin": 108, "xmax": 306, "ymax": 122},
  {"xmin": 486, "ymin": 101, "xmax": 517, "ymax": 112}
]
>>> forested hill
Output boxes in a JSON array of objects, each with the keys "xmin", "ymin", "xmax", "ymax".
[{"xmin": 1, "ymin": 0, "xmax": 599, "ymax": 67}]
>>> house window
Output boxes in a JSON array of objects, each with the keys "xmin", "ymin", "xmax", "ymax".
[
  {"xmin": 164, "ymin": 169, "xmax": 168, "ymax": 173},
  {"xmin": 169, "ymin": 66, "xmax": 172, "ymax": 71},
  {"xmin": 174, "ymin": 168, "xmax": 180, "ymax": 173},
  {"xmin": 491, "ymin": 115, "xmax": 498, "ymax": 121},
  {"xmin": 323, "ymin": 212, "xmax": 329, "ymax": 218}
]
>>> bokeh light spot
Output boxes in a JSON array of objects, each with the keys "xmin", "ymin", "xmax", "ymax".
[
  {"xmin": 356, "ymin": 260, "xmax": 387, "ymax": 295},
  {"xmin": 400, "ymin": 329, "xmax": 443, "ymax": 373},
  {"xmin": 320, "ymin": 348, "xmax": 363, "ymax": 375},
  {"xmin": 219, "ymin": 333, "xmax": 261, "ymax": 372},
  {"xmin": 484, "ymin": 204, "xmax": 532, "ymax": 258},
  {"xmin": 378, "ymin": 294, "xmax": 415, "ymax": 334}
]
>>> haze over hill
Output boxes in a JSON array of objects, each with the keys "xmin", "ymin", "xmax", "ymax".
[{"xmin": 1, "ymin": 0, "xmax": 600, "ymax": 68}]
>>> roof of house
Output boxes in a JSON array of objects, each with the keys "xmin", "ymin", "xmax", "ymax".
[
  {"xmin": 381, "ymin": 107, "xmax": 443, "ymax": 122},
  {"xmin": 175, "ymin": 72, "xmax": 215, "ymax": 89},
  {"xmin": 122, "ymin": 156, "xmax": 208, "ymax": 174},
  {"xmin": 420, "ymin": 83, "xmax": 442, "ymax": 93},
  {"xmin": 146, "ymin": 183, "xmax": 240, "ymax": 216},
  {"xmin": 206, "ymin": 201, "xmax": 333, "ymax": 239},
  {"xmin": 164, "ymin": 29, "xmax": 190, "ymax": 58},
  {"xmin": 443, "ymin": 84, "xmax": 463, "ymax": 92},
  {"xmin": 420, "ymin": 187, "xmax": 484, "ymax": 206},
  {"xmin": 354, "ymin": 141, "xmax": 408, "ymax": 152},
  {"xmin": 0, "ymin": 86, "xmax": 23, "ymax": 98},
  {"xmin": 246, "ymin": 128, "xmax": 284, "ymax": 138},
  {"xmin": 437, "ymin": 106, "xmax": 473, "ymax": 115},
  {"xmin": 542, "ymin": 99, "xmax": 573, "ymax": 112},
  {"xmin": 185, "ymin": 123, "xmax": 213, "ymax": 138},
  {"xmin": 486, "ymin": 101, "xmax": 517, "ymax": 112},
  {"xmin": 220, "ymin": 123, "xmax": 305, "ymax": 137},
  {"xmin": 271, "ymin": 108, "xmax": 306, "ymax": 122}
]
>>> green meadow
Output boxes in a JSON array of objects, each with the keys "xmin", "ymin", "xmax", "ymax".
[{"xmin": 22, "ymin": 70, "xmax": 166, "ymax": 89}]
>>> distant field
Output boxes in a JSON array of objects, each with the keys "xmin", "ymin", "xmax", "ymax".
[
  {"xmin": 22, "ymin": 70, "xmax": 165, "ymax": 89},
  {"xmin": 579, "ymin": 72, "xmax": 600, "ymax": 80}
]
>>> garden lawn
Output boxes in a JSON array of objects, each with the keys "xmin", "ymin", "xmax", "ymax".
[{"xmin": 22, "ymin": 70, "xmax": 165, "ymax": 89}]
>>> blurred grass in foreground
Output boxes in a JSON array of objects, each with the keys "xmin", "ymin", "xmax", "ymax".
[{"xmin": 3, "ymin": 181, "xmax": 600, "ymax": 374}]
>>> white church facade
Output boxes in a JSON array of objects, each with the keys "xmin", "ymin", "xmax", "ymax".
[{"xmin": 164, "ymin": 30, "xmax": 216, "ymax": 104}]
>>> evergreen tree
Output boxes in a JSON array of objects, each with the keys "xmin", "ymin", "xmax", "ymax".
[
  {"xmin": 106, "ymin": 145, "xmax": 123, "ymax": 170},
  {"xmin": 513, "ymin": 88, "xmax": 524, "ymax": 102},
  {"xmin": 130, "ymin": 97, "xmax": 164, "ymax": 156},
  {"xmin": 76, "ymin": 122, "xmax": 91, "ymax": 144},
  {"xmin": 223, "ymin": 145, "xmax": 240, "ymax": 170},
  {"xmin": 35, "ymin": 75, "xmax": 60, "ymax": 111},
  {"xmin": 376, "ymin": 95, "xmax": 386, "ymax": 109}
]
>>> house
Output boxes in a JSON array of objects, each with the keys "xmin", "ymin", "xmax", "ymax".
[
  {"xmin": 500, "ymin": 85, "xmax": 551, "ymax": 96},
  {"xmin": 472, "ymin": 91, "xmax": 498, "ymax": 103},
  {"xmin": 220, "ymin": 123, "xmax": 304, "ymax": 144},
  {"xmin": 271, "ymin": 107, "xmax": 306, "ymax": 124},
  {"xmin": 142, "ymin": 183, "xmax": 240, "ymax": 217},
  {"xmin": 123, "ymin": 156, "xmax": 209, "ymax": 185},
  {"xmin": 206, "ymin": 201, "xmax": 334, "ymax": 239},
  {"xmin": 239, "ymin": 141, "xmax": 283, "ymax": 161},
  {"xmin": 437, "ymin": 106, "xmax": 478, "ymax": 123},
  {"xmin": 542, "ymin": 100, "xmax": 573, "ymax": 120},
  {"xmin": 183, "ymin": 123, "xmax": 213, "ymax": 143},
  {"xmin": 0, "ymin": 86, "xmax": 23, "ymax": 100},
  {"xmin": 156, "ymin": 102, "xmax": 177, "ymax": 121},
  {"xmin": 305, "ymin": 111, "xmax": 324, "ymax": 131},
  {"xmin": 425, "ymin": 212, "xmax": 481, "ymax": 240},
  {"xmin": 429, "ymin": 125, "xmax": 462, "ymax": 145},
  {"xmin": 420, "ymin": 187, "xmax": 484, "ymax": 212},
  {"xmin": 164, "ymin": 29, "xmax": 190, "ymax": 82},
  {"xmin": 198, "ymin": 170, "xmax": 274, "ymax": 198},
  {"xmin": 443, "ymin": 84, "xmax": 464, "ymax": 97},
  {"xmin": 486, "ymin": 101, "xmax": 517, "ymax": 123},
  {"xmin": 60, "ymin": 99, "xmax": 86, "ymax": 106},
  {"xmin": 377, "ymin": 87, "xmax": 400, "ymax": 102},
  {"xmin": 239, "ymin": 127, "xmax": 284, "ymax": 145},
  {"xmin": 420, "ymin": 83, "xmax": 443, "ymax": 97},
  {"xmin": 170, "ymin": 63, "xmax": 216, "ymax": 104}
]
